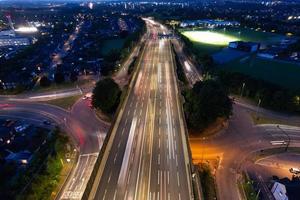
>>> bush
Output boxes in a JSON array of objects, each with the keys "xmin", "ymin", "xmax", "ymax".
[
  {"xmin": 54, "ymin": 72, "xmax": 65, "ymax": 84},
  {"xmin": 39, "ymin": 76, "xmax": 51, "ymax": 87},
  {"xmin": 184, "ymin": 79, "xmax": 232, "ymax": 132},
  {"xmin": 92, "ymin": 78, "xmax": 121, "ymax": 114}
]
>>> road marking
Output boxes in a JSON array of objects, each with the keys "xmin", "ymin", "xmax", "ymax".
[
  {"xmin": 117, "ymin": 118, "xmax": 137, "ymax": 186},
  {"xmin": 108, "ymin": 172, "xmax": 112, "ymax": 183},
  {"xmin": 158, "ymin": 154, "xmax": 160, "ymax": 165},
  {"xmin": 167, "ymin": 170, "xmax": 170, "ymax": 185},
  {"xmin": 177, "ymin": 171, "xmax": 180, "ymax": 186},
  {"xmin": 127, "ymin": 170, "xmax": 131, "ymax": 184},
  {"xmin": 114, "ymin": 153, "xmax": 117, "ymax": 164},
  {"xmin": 113, "ymin": 190, "xmax": 117, "ymax": 200},
  {"xmin": 158, "ymin": 170, "xmax": 160, "ymax": 185},
  {"xmin": 103, "ymin": 189, "xmax": 107, "ymax": 200},
  {"xmin": 158, "ymin": 138, "xmax": 161, "ymax": 149}
]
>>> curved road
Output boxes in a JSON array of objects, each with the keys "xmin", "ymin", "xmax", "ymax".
[{"xmin": 0, "ymin": 99, "xmax": 109, "ymax": 200}]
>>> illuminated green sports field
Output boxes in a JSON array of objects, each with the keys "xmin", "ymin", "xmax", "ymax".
[{"xmin": 182, "ymin": 31, "xmax": 240, "ymax": 45}]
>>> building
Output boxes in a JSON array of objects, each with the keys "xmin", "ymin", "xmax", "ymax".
[
  {"xmin": 5, "ymin": 150, "xmax": 32, "ymax": 165},
  {"xmin": 228, "ymin": 41, "xmax": 260, "ymax": 52},
  {"xmin": 0, "ymin": 36, "xmax": 31, "ymax": 47},
  {"xmin": 0, "ymin": 29, "xmax": 15, "ymax": 37},
  {"xmin": 180, "ymin": 19, "xmax": 240, "ymax": 28},
  {"xmin": 271, "ymin": 182, "xmax": 289, "ymax": 200}
]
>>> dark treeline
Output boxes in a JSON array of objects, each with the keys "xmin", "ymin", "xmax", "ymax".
[{"xmin": 218, "ymin": 70, "xmax": 300, "ymax": 113}]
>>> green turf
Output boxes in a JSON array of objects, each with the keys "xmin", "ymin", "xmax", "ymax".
[
  {"xmin": 180, "ymin": 27, "xmax": 284, "ymax": 56},
  {"xmin": 222, "ymin": 55, "xmax": 300, "ymax": 90},
  {"xmin": 101, "ymin": 39, "xmax": 125, "ymax": 55},
  {"xmin": 180, "ymin": 27, "xmax": 300, "ymax": 90}
]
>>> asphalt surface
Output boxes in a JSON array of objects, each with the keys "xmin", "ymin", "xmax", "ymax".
[
  {"xmin": 171, "ymin": 39, "xmax": 202, "ymax": 86},
  {"xmin": 91, "ymin": 21, "xmax": 193, "ymax": 200},
  {"xmin": 0, "ymin": 98, "xmax": 109, "ymax": 200},
  {"xmin": 0, "ymin": 87, "xmax": 83, "ymax": 102},
  {"xmin": 170, "ymin": 27, "xmax": 300, "ymax": 200},
  {"xmin": 191, "ymin": 104, "xmax": 300, "ymax": 200}
]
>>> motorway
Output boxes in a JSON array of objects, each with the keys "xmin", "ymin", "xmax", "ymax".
[
  {"xmin": 171, "ymin": 39, "xmax": 202, "ymax": 86},
  {"xmin": 90, "ymin": 20, "xmax": 193, "ymax": 200}
]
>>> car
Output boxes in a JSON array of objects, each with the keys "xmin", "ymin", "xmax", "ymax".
[{"xmin": 289, "ymin": 168, "xmax": 300, "ymax": 174}]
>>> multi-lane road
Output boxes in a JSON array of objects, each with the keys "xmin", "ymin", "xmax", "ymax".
[{"xmin": 90, "ymin": 20, "xmax": 193, "ymax": 200}]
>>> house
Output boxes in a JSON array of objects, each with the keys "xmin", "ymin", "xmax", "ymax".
[
  {"xmin": 5, "ymin": 150, "xmax": 32, "ymax": 165},
  {"xmin": 228, "ymin": 41, "xmax": 260, "ymax": 52},
  {"xmin": 271, "ymin": 182, "xmax": 289, "ymax": 200}
]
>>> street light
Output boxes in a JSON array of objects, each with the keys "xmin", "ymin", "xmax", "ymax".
[
  {"xmin": 255, "ymin": 98, "xmax": 261, "ymax": 120},
  {"xmin": 277, "ymin": 125, "xmax": 290, "ymax": 152},
  {"xmin": 240, "ymin": 82, "xmax": 245, "ymax": 97}
]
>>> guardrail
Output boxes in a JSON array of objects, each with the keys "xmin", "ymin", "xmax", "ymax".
[
  {"xmin": 81, "ymin": 40, "xmax": 146, "ymax": 200},
  {"xmin": 169, "ymin": 40, "xmax": 203, "ymax": 200}
]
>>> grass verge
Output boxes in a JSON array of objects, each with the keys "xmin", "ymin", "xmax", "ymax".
[
  {"xmin": 45, "ymin": 95, "xmax": 81, "ymax": 110},
  {"xmin": 251, "ymin": 147, "xmax": 300, "ymax": 162},
  {"xmin": 197, "ymin": 164, "xmax": 217, "ymax": 200},
  {"xmin": 190, "ymin": 117, "xmax": 227, "ymax": 138},
  {"xmin": 32, "ymin": 79, "xmax": 89, "ymax": 94},
  {"xmin": 250, "ymin": 112, "xmax": 286, "ymax": 125},
  {"xmin": 239, "ymin": 172, "xmax": 259, "ymax": 200}
]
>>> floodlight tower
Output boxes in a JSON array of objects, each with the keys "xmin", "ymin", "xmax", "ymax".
[{"xmin": 5, "ymin": 13, "xmax": 15, "ymax": 30}]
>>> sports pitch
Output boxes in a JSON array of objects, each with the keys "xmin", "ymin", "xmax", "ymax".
[
  {"xmin": 182, "ymin": 31, "xmax": 239, "ymax": 46},
  {"xmin": 180, "ymin": 27, "xmax": 299, "ymax": 90},
  {"xmin": 180, "ymin": 27, "xmax": 285, "ymax": 56}
]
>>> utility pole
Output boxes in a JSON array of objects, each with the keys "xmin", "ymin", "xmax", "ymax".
[
  {"xmin": 240, "ymin": 82, "xmax": 245, "ymax": 97},
  {"xmin": 277, "ymin": 125, "xmax": 290, "ymax": 152}
]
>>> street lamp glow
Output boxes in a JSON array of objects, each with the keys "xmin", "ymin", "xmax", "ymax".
[
  {"xmin": 182, "ymin": 31, "xmax": 240, "ymax": 45},
  {"xmin": 15, "ymin": 26, "xmax": 38, "ymax": 33}
]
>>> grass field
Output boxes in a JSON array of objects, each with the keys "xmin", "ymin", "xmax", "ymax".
[
  {"xmin": 222, "ymin": 55, "xmax": 300, "ymax": 90},
  {"xmin": 46, "ymin": 95, "xmax": 81, "ymax": 110},
  {"xmin": 180, "ymin": 27, "xmax": 300, "ymax": 90},
  {"xmin": 101, "ymin": 39, "xmax": 125, "ymax": 55},
  {"xmin": 180, "ymin": 27, "xmax": 284, "ymax": 56}
]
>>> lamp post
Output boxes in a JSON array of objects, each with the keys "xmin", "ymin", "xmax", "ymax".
[
  {"xmin": 277, "ymin": 125, "xmax": 290, "ymax": 152},
  {"xmin": 240, "ymin": 82, "xmax": 245, "ymax": 97}
]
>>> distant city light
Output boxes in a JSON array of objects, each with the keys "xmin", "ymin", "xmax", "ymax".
[
  {"xmin": 15, "ymin": 26, "xmax": 38, "ymax": 33},
  {"xmin": 88, "ymin": 2, "xmax": 94, "ymax": 9}
]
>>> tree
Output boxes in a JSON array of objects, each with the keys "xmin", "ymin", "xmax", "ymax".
[
  {"xmin": 100, "ymin": 62, "xmax": 115, "ymax": 76},
  {"xmin": 69, "ymin": 71, "xmax": 78, "ymax": 82},
  {"xmin": 54, "ymin": 72, "xmax": 65, "ymax": 84},
  {"xmin": 184, "ymin": 79, "xmax": 232, "ymax": 132},
  {"xmin": 92, "ymin": 78, "xmax": 121, "ymax": 114},
  {"xmin": 104, "ymin": 49, "xmax": 121, "ymax": 63},
  {"xmin": 39, "ymin": 76, "xmax": 51, "ymax": 87}
]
